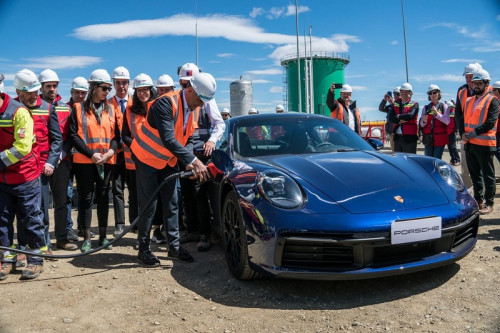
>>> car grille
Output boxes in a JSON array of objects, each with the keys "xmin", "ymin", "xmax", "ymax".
[{"xmin": 451, "ymin": 216, "xmax": 478, "ymax": 251}]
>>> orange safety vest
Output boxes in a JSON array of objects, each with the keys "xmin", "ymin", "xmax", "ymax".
[
  {"xmin": 123, "ymin": 104, "xmax": 146, "ymax": 170},
  {"xmin": 72, "ymin": 102, "xmax": 118, "ymax": 164},
  {"xmin": 130, "ymin": 91, "xmax": 197, "ymax": 170},
  {"xmin": 107, "ymin": 95, "xmax": 128, "ymax": 153},
  {"xmin": 330, "ymin": 101, "xmax": 362, "ymax": 135},
  {"xmin": 464, "ymin": 94, "xmax": 496, "ymax": 147},
  {"xmin": 457, "ymin": 87, "xmax": 469, "ymax": 112}
]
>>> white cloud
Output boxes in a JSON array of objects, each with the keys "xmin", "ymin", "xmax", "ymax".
[
  {"xmin": 21, "ymin": 56, "xmax": 102, "ymax": 70},
  {"xmin": 412, "ymin": 74, "xmax": 463, "ymax": 83},
  {"xmin": 246, "ymin": 68, "xmax": 282, "ymax": 75},
  {"xmin": 252, "ymin": 79, "xmax": 272, "ymax": 84},
  {"xmin": 473, "ymin": 41, "xmax": 500, "ymax": 53},
  {"xmin": 217, "ymin": 53, "xmax": 236, "ymax": 58},
  {"xmin": 425, "ymin": 23, "xmax": 490, "ymax": 40},
  {"xmin": 441, "ymin": 58, "xmax": 484, "ymax": 63},
  {"xmin": 351, "ymin": 86, "xmax": 367, "ymax": 91},
  {"xmin": 390, "ymin": 40, "xmax": 398, "ymax": 45},
  {"xmin": 285, "ymin": 5, "xmax": 310, "ymax": 16},
  {"xmin": 249, "ymin": 7, "xmax": 264, "ymax": 18},
  {"xmin": 267, "ymin": 7, "xmax": 285, "ymax": 19},
  {"xmin": 269, "ymin": 86, "xmax": 283, "ymax": 93}
]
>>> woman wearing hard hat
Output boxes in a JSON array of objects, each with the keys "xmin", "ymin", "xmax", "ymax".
[{"xmin": 69, "ymin": 69, "xmax": 120, "ymax": 252}]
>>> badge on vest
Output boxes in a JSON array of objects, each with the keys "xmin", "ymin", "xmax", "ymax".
[{"xmin": 18, "ymin": 128, "xmax": 26, "ymax": 138}]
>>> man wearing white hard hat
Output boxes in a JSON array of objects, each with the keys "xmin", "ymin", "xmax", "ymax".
[
  {"xmin": 155, "ymin": 74, "xmax": 175, "ymax": 96},
  {"xmin": 275, "ymin": 104, "xmax": 285, "ymax": 113},
  {"xmin": 221, "ymin": 107, "xmax": 231, "ymax": 120},
  {"xmin": 379, "ymin": 86, "xmax": 401, "ymax": 152},
  {"xmin": 387, "ymin": 82, "xmax": 420, "ymax": 153},
  {"xmin": 456, "ymin": 69, "xmax": 499, "ymax": 215},
  {"xmin": 327, "ymin": 82, "xmax": 362, "ymax": 136},
  {"xmin": 39, "ymin": 69, "xmax": 78, "ymax": 251},
  {"xmin": 67, "ymin": 77, "xmax": 89, "ymax": 108},
  {"xmin": 177, "ymin": 63, "xmax": 225, "ymax": 252},
  {"xmin": 130, "ymin": 72, "xmax": 213, "ymax": 266},
  {"xmin": 108, "ymin": 66, "xmax": 130, "ymax": 237},
  {"xmin": 0, "ymin": 70, "xmax": 49, "ymax": 280},
  {"xmin": 14, "ymin": 69, "xmax": 63, "ymax": 260}
]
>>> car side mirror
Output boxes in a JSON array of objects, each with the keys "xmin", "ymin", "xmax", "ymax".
[
  {"xmin": 366, "ymin": 138, "xmax": 384, "ymax": 150},
  {"xmin": 211, "ymin": 149, "xmax": 233, "ymax": 173}
]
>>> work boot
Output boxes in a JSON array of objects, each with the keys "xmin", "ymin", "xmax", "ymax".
[
  {"xmin": 137, "ymin": 250, "xmax": 161, "ymax": 267},
  {"xmin": 197, "ymin": 235, "xmax": 211, "ymax": 252},
  {"xmin": 21, "ymin": 263, "xmax": 44, "ymax": 280},
  {"xmin": 56, "ymin": 240, "xmax": 78, "ymax": 251},
  {"xmin": 179, "ymin": 232, "xmax": 200, "ymax": 244},
  {"xmin": 16, "ymin": 254, "xmax": 26, "ymax": 268},
  {"xmin": 67, "ymin": 230, "xmax": 79, "ymax": 242},
  {"xmin": 0, "ymin": 263, "xmax": 16, "ymax": 281},
  {"xmin": 167, "ymin": 246, "xmax": 194, "ymax": 263}
]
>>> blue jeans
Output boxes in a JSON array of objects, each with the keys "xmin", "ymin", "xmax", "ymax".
[
  {"xmin": 424, "ymin": 145, "xmax": 445, "ymax": 159},
  {"xmin": 133, "ymin": 154, "xmax": 179, "ymax": 253}
]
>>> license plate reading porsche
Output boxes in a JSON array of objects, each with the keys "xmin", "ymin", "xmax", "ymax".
[{"xmin": 391, "ymin": 217, "xmax": 442, "ymax": 245}]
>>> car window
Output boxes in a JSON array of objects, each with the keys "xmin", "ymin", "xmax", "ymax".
[{"xmin": 234, "ymin": 117, "xmax": 373, "ymax": 157}]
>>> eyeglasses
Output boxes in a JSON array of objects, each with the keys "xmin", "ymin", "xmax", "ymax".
[
  {"xmin": 394, "ymin": 92, "xmax": 400, "ymax": 96},
  {"xmin": 136, "ymin": 87, "xmax": 150, "ymax": 94},
  {"xmin": 99, "ymin": 86, "xmax": 113, "ymax": 92},
  {"xmin": 428, "ymin": 91, "xmax": 439, "ymax": 95}
]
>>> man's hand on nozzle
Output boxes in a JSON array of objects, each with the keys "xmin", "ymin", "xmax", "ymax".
[{"xmin": 187, "ymin": 158, "xmax": 209, "ymax": 182}]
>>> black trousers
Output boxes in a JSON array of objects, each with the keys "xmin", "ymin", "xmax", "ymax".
[
  {"xmin": 394, "ymin": 134, "xmax": 417, "ymax": 154},
  {"xmin": 126, "ymin": 169, "xmax": 139, "ymax": 226},
  {"xmin": 73, "ymin": 163, "xmax": 112, "ymax": 230},
  {"xmin": 465, "ymin": 144, "xmax": 496, "ymax": 206},
  {"xmin": 111, "ymin": 155, "xmax": 126, "ymax": 227},
  {"xmin": 49, "ymin": 159, "xmax": 71, "ymax": 241}
]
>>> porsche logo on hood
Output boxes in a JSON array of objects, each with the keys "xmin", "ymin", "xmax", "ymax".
[{"xmin": 394, "ymin": 195, "xmax": 404, "ymax": 203}]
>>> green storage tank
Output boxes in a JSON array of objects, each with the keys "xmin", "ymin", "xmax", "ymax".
[{"xmin": 281, "ymin": 53, "xmax": 350, "ymax": 115}]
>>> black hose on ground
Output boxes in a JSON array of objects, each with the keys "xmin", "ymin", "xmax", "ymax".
[{"xmin": 0, "ymin": 170, "xmax": 194, "ymax": 259}]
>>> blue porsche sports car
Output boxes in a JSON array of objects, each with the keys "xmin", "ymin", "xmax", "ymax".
[{"xmin": 209, "ymin": 113, "xmax": 479, "ymax": 280}]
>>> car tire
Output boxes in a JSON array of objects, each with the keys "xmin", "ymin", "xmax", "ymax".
[{"xmin": 222, "ymin": 191, "xmax": 261, "ymax": 280}]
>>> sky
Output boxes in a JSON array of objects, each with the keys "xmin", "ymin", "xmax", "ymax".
[{"xmin": 1, "ymin": 0, "xmax": 499, "ymax": 121}]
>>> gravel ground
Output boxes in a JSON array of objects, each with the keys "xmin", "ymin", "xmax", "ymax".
[{"xmin": 0, "ymin": 145, "xmax": 499, "ymax": 333}]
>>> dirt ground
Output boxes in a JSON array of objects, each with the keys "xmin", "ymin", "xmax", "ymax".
[{"xmin": 1, "ymin": 145, "xmax": 499, "ymax": 333}]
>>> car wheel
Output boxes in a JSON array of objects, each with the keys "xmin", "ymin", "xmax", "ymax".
[{"xmin": 221, "ymin": 191, "xmax": 261, "ymax": 280}]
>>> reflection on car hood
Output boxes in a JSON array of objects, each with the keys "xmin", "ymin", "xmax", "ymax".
[{"xmin": 253, "ymin": 151, "xmax": 449, "ymax": 214}]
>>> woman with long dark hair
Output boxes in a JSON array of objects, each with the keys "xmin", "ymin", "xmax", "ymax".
[
  {"xmin": 122, "ymin": 74, "xmax": 158, "ymax": 238},
  {"xmin": 69, "ymin": 69, "xmax": 121, "ymax": 252}
]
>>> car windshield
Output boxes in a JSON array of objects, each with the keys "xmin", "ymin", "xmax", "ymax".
[{"xmin": 234, "ymin": 116, "xmax": 374, "ymax": 158}]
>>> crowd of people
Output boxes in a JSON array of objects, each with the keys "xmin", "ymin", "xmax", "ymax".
[{"xmin": 329, "ymin": 63, "xmax": 500, "ymax": 216}]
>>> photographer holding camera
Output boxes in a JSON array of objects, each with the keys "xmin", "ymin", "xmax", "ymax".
[
  {"xmin": 326, "ymin": 82, "xmax": 362, "ymax": 136},
  {"xmin": 419, "ymin": 84, "xmax": 450, "ymax": 159}
]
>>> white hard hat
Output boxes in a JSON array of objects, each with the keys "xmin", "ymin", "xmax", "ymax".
[
  {"xmin": 221, "ymin": 107, "xmax": 230, "ymax": 114},
  {"xmin": 276, "ymin": 104, "xmax": 284, "ymax": 112},
  {"xmin": 492, "ymin": 81, "xmax": 500, "ymax": 89},
  {"xmin": 14, "ymin": 69, "xmax": 41, "ymax": 92},
  {"xmin": 248, "ymin": 107, "xmax": 258, "ymax": 114},
  {"xmin": 189, "ymin": 72, "xmax": 216, "ymax": 103},
  {"xmin": 471, "ymin": 69, "xmax": 490, "ymax": 81},
  {"xmin": 393, "ymin": 86, "xmax": 401, "ymax": 93},
  {"xmin": 155, "ymin": 74, "xmax": 175, "ymax": 87},
  {"xmin": 0, "ymin": 82, "xmax": 4, "ymax": 94},
  {"xmin": 89, "ymin": 69, "xmax": 112, "ymax": 84},
  {"xmin": 112, "ymin": 66, "xmax": 130, "ymax": 80},
  {"xmin": 133, "ymin": 73, "xmax": 154, "ymax": 88},
  {"xmin": 371, "ymin": 128, "xmax": 382, "ymax": 139},
  {"xmin": 400, "ymin": 82, "xmax": 413, "ymax": 91},
  {"xmin": 445, "ymin": 100, "xmax": 454, "ymax": 107},
  {"xmin": 71, "ymin": 76, "xmax": 89, "ymax": 92},
  {"xmin": 427, "ymin": 84, "xmax": 440, "ymax": 93},
  {"xmin": 38, "ymin": 69, "xmax": 60, "ymax": 83},
  {"xmin": 340, "ymin": 84, "xmax": 352, "ymax": 93},
  {"xmin": 463, "ymin": 63, "xmax": 482, "ymax": 76},
  {"xmin": 179, "ymin": 63, "xmax": 200, "ymax": 80}
]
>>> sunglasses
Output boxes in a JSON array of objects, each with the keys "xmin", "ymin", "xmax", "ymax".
[
  {"xmin": 99, "ymin": 85, "xmax": 113, "ymax": 92},
  {"xmin": 428, "ymin": 91, "xmax": 439, "ymax": 95}
]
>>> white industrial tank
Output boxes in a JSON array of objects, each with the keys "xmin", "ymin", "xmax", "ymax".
[{"xmin": 230, "ymin": 77, "xmax": 253, "ymax": 117}]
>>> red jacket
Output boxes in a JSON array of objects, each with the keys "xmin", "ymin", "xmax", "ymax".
[{"xmin": 421, "ymin": 103, "xmax": 449, "ymax": 147}]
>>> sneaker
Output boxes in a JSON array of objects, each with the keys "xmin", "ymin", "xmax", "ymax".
[
  {"xmin": 81, "ymin": 240, "xmax": 92, "ymax": 253},
  {"xmin": 197, "ymin": 235, "xmax": 211, "ymax": 252},
  {"xmin": 0, "ymin": 263, "xmax": 16, "ymax": 281},
  {"xmin": 67, "ymin": 230, "xmax": 79, "ymax": 242},
  {"xmin": 151, "ymin": 228, "xmax": 167, "ymax": 244},
  {"xmin": 167, "ymin": 246, "xmax": 194, "ymax": 263},
  {"xmin": 99, "ymin": 238, "xmax": 113, "ymax": 250},
  {"xmin": 77, "ymin": 229, "xmax": 96, "ymax": 238},
  {"xmin": 21, "ymin": 263, "xmax": 44, "ymax": 280},
  {"xmin": 137, "ymin": 250, "xmax": 161, "ymax": 267},
  {"xmin": 113, "ymin": 225, "xmax": 124, "ymax": 238},
  {"xmin": 56, "ymin": 240, "xmax": 78, "ymax": 251},
  {"xmin": 179, "ymin": 232, "xmax": 200, "ymax": 244},
  {"xmin": 479, "ymin": 205, "xmax": 493, "ymax": 215}
]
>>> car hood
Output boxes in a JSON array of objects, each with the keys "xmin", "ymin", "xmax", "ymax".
[{"xmin": 252, "ymin": 151, "xmax": 448, "ymax": 214}]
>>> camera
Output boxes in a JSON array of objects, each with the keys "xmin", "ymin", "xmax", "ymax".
[
  {"xmin": 387, "ymin": 91, "xmax": 392, "ymax": 97},
  {"xmin": 193, "ymin": 147, "xmax": 205, "ymax": 156},
  {"xmin": 333, "ymin": 83, "xmax": 343, "ymax": 89}
]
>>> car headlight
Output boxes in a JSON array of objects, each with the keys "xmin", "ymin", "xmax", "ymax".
[
  {"xmin": 257, "ymin": 170, "xmax": 304, "ymax": 209},
  {"xmin": 435, "ymin": 160, "xmax": 465, "ymax": 191}
]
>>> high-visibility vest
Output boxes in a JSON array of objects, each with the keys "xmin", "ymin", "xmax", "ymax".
[
  {"xmin": 464, "ymin": 94, "xmax": 496, "ymax": 147},
  {"xmin": 421, "ymin": 103, "xmax": 449, "ymax": 146},
  {"xmin": 72, "ymin": 102, "xmax": 117, "ymax": 164},
  {"xmin": 329, "ymin": 100, "xmax": 362, "ymax": 135},
  {"xmin": 447, "ymin": 106, "xmax": 456, "ymax": 135},
  {"xmin": 107, "ymin": 95, "xmax": 128, "ymax": 153},
  {"xmin": 0, "ymin": 94, "xmax": 39, "ymax": 184},
  {"xmin": 457, "ymin": 87, "xmax": 469, "ymax": 112},
  {"xmin": 50, "ymin": 95, "xmax": 71, "ymax": 160},
  {"xmin": 130, "ymin": 91, "xmax": 196, "ymax": 169},
  {"xmin": 394, "ymin": 101, "xmax": 418, "ymax": 136},
  {"xmin": 123, "ymin": 104, "xmax": 146, "ymax": 170}
]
